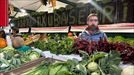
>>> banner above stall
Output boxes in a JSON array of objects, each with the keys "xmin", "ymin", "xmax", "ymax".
[
  {"xmin": 10, "ymin": 0, "xmax": 134, "ymax": 28},
  {"xmin": 18, "ymin": 23, "xmax": 134, "ymax": 33}
]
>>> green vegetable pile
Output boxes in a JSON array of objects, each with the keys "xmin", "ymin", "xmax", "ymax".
[
  {"xmin": 79, "ymin": 50, "xmax": 122, "ymax": 75},
  {"xmin": 22, "ymin": 50, "xmax": 122, "ymax": 75},
  {"xmin": 108, "ymin": 36, "xmax": 134, "ymax": 46},
  {"xmin": 34, "ymin": 37, "xmax": 74, "ymax": 54},
  {"xmin": 0, "ymin": 46, "xmax": 40, "ymax": 72}
]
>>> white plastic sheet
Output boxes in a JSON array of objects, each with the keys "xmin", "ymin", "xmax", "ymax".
[{"xmin": 32, "ymin": 47, "xmax": 82, "ymax": 61}]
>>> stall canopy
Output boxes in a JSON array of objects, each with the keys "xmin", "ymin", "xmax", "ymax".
[
  {"xmin": 9, "ymin": 0, "xmax": 102, "ymax": 17},
  {"xmin": 9, "ymin": 0, "xmax": 68, "ymax": 17}
]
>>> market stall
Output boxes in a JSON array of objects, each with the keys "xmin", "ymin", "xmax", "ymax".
[{"xmin": 0, "ymin": 0, "xmax": 134, "ymax": 75}]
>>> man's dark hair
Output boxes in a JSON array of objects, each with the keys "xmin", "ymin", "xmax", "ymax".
[{"xmin": 11, "ymin": 27, "xmax": 19, "ymax": 33}]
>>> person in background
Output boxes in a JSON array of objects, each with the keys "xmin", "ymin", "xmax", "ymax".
[
  {"xmin": 79, "ymin": 13, "xmax": 107, "ymax": 42},
  {"xmin": 9, "ymin": 27, "xmax": 31, "ymax": 52},
  {"xmin": 0, "ymin": 29, "xmax": 6, "ymax": 39},
  {"xmin": 11, "ymin": 27, "xmax": 22, "ymax": 37},
  {"xmin": 11, "ymin": 27, "xmax": 19, "ymax": 37},
  {"xmin": 10, "ymin": 26, "xmax": 22, "ymax": 45},
  {"xmin": 0, "ymin": 29, "xmax": 7, "ymax": 48}
]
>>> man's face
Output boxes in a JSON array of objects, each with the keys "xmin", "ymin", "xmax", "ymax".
[{"xmin": 87, "ymin": 16, "xmax": 98, "ymax": 26}]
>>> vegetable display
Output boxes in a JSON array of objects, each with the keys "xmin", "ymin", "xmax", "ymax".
[
  {"xmin": 1, "ymin": 34, "xmax": 134, "ymax": 74},
  {"xmin": 87, "ymin": 62, "xmax": 98, "ymax": 72},
  {"xmin": 22, "ymin": 50, "xmax": 122, "ymax": 75},
  {"xmin": 34, "ymin": 37, "xmax": 74, "ymax": 54},
  {"xmin": 73, "ymin": 38, "xmax": 134, "ymax": 64},
  {"xmin": 0, "ymin": 46, "xmax": 40, "ymax": 72},
  {"xmin": 108, "ymin": 36, "xmax": 134, "ymax": 46}
]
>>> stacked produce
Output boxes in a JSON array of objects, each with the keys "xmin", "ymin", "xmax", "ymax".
[
  {"xmin": 73, "ymin": 38, "xmax": 134, "ymax": 64},
  {"xmin": 22, "ymin": 50, "xmax": 122, "ymax": 75},
  {"xmin": 33, "ymin": 35, "xmax": 134, "ymax": 64},
  {"xmin": 1, "ymin": 34, "xmax": 133, "ymax": 74},
  {"xmin": 34, "ymin": 37, "xmax": 74, "ymax": 54},
  {"xmin": 108, "ymin": 36, "xmax": 134, "ymax": 46},
  {"xmin": 0, "ymin": 46, "xmax": 40, "ymax": 72}
]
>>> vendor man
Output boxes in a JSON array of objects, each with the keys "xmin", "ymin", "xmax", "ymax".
[{"xmin": 79, "ymin": 13, "xmax": 107, "ymax": 42}]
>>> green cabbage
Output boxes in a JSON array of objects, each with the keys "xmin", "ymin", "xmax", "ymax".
[
  {"xmin": 91, "ymin": 72, "xmax": 100, "ymax": 75},
  {"xmin": 29, "ymin": 51, "xmax": 40, "ymax": 60},
  {"xmin": 87, "ymin": 62, "xmax": 98, "ymax": 72}
]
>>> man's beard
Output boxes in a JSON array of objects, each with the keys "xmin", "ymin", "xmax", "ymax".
[
  {"xmin": 90, "ymin": 24, "xmax": 98, "ymax": 31},
  {"xmin": 91, "ymin": 24, "xmax": 95, "ymax": 26},
  {"xmin": 86, "ymin": 24, "xmax": 100, "ymax": 35}
]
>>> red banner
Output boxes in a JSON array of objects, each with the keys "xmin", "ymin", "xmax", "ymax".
[{"xmin": 0, "ymin": 0, "xmax": 8, "ymax": 27}]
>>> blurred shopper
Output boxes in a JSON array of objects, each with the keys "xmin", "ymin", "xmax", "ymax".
[
  {"xmin": 9, "ymin": 27, "xmax": 31, "ymax": 51},
  {"xmin": 0, "ymin": 29, "xmax": 7, "ymax": 48},
  {"xmin": 79, "ymin": 13, "xmax": 107, "ymax": 42},
  {"xmin": 0, "ymin": 28, "xmax": 6, "ymax": 39},
  {"xmin": 11, "ymin": 27, "xmax": 22, "ymax": 37}
]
